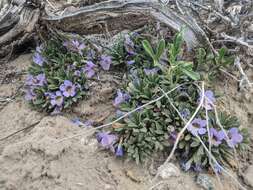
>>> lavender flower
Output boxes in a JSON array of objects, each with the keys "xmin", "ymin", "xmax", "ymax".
[
  {"xmin": 51, "ymin": 106, "xmax": 62, "ymax": 115},
  {"xmin": 124, "ymin": 34, "xmax": 135, "ymax": 55},
  {"xmin": 193, "ymin": 164, "xmax": 202, "ymax": 172},
  {"xmin": 100, "ymin": 55, "xmax": 112, "ymax": 71},
  {"xmin": 44, "ymin": 92, "xmax": 54, "ymax": 101},
  {"xmin": 83, "ymin": 61, "xmax": 96, "ymax": 78},
  {"xmin": 45, "ymin": 92, "xmax": 53, "ymax": 97},
  {"xmin": 72, "ymin": 118, "xmax": 93, "ymax": 128},
  {"xmin": 180, "ymin": 108, "xmax": 190, "ymax": 119},
  {"xmin": 144, "ymin": 68, "xmax": 159, "ymax": 75},
  {"xmin": 127, "ymin": 60, "xmax": 135, "ymax": 65},
  {"xmin": 169, "ymin": 131, "xmax": 177, "ymax": 142},
  {"xmin": 213, "ymin": 163, "xmax": 222, "ymax": 174},
  {"xmin": 50, "ymin": 91, "xmax": 64, "ymax": 107},
  {"xmin": 113, "ymin": 90, "xmax": 131, "ymax": 107},
  {"xmin": 36, "ymin": 74, "xmax": 47, "ymax": 86},
  {"xmin": 36, "ymin": 45, "xmax": 43, "ymax": 53},
  {"xmin": 33, "ymin": 53, "xmax": 45, "ymax": 66},
  {"xmin": 26, "ymin": 74, "xmax": 47, "ymax": 87},
  {"xmin": 84, "ymin": 120, "xmax": 94, "ymax": 128},
  {"xmin": 115, "ymin": 144, "xmax": 124, "ymax": 156},
  {"xmin": 60, "ymin": 80, "xmax": 76, "ymax": 97},
  {"xmin": 74, "ymin": 70, "xmax": 81, "ymax": 77},
  {"xmin": 64, "ymin": 39, "xmax": 85, "ymax": 55},
  {"xmin": 75, "ymin": 83, "xmax": 82, "ymax": 90},
  {"xmin": 198, "ymin": 90, "xmax": 215, "ymax": 110},
  {"xmin": 187, "ymin": 118, "xmax": 207, "ymax": 136},
  {"xmin": 25, "ymin": 88, "xmax": 36, "ymax": 101},
  {"xmin": 210, "ymin": 128, "xmax": 225, "ymax": 146},
  {"xmin": 72, "ymin": 118, "xmax": 84, "ymax": 126},
  {"xmin": 116, "ymin": 110, "xmax": 127, "ymax": 118},
  {"xmin": 129, "ymin": 69, "xmax": 140, "ymax": 86},
  {"xmin": 87, "ymin": 49, "xmax": 96, "ymax": 60},
  {"xmin": 227, "ymin": 127, "xmax": 243, "ymax": 148},
  {"xmin": 181, "ymin": 161, "xmax": 191, "ymax": 171},
  {"xmin": 96, "ymin": 132, "xmax": 117, "ymax": 151},
  {"xmin": 25, "ymin": 75, "xmax": 34, "ymax": 86}
]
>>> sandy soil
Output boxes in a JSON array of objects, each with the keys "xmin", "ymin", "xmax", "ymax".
[{"xmin": 0, "ymin": 54, "xmax": 252, "ymax": 190}]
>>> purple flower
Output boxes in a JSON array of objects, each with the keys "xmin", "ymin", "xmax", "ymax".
[
  {"xmin": 115, "ymin": 144, "xmax": 124, "ymax": 157},
  {"xmin": 50, "ymin": 91, "xmax": 64, "ymax": 107},
  {"xmin": 127, "ymin": 60, "xmax": 135, "ymax": 65},
  {"xmin": 84, "ymin": 120, "xmax": 93, "ymax": 128},
  {"xmin": 116, "ymin": 110, "xmax": 127, "ymax": 118},
  {"xmin": 144, "ymin": 68, "xmax": 159, "ymax": 75},
  {"xmin": 25, "ymin": 88, "xmax": 36, "ymax": 101},
  {"xmin": 35, "ymin": 74, "xmax": 47, "ymax": 86},
  {"xmin": 113, "ymin": 90, "xmax": 131, "ymax": 107},
  {"xmin": 51, "ymin": 106, "xmax": 62, "ymax": 115},
  {"xmin": 187, "ymin": 118, "xmax": 207, "ymax": 136},
  {"xmin": 210, "ymin": 128, "xmax": 225, "ymax": 146},
  {"xmin": 36, "ymin": 45, "xmax": 43, "ymax": 53},
  {"xmin": 33, "ymin": 53, "xmax": 45, "ymax": 66},
  {"xmin": 193, "ymin": 164, "xmax": 202, "ymax": 172},
  {"xmin": 213, "ymin": 164, "xmax": 222, "ymax": 174},
  {"xmin": 60, "ymin": 80, "xmax": 76, "ymax": 97},
  {"xmin": 124, "ymin": 34, "xmax": 135, "ymax": 55},
  {"xmin": 25, "ymin": 75, "xmax": 34, "ymax": 86},
  {"xmin": 198, "ymin": 90, "xmax": 215, "ymax": 110},
  {"xmin": 100, "ymin": 55, "xmax": 112, "ymax": 71},
  {"xmin": 44, "ymin": 92, "xmax": 53, "ymax": 100},
  {"xmin": 74, "ymin": 70, "xmax": 81, "ymax": 77},
  {"xmin": 83, "ymin": 61, "xmax": 96, "ymax": 78},
  {"xmin": 87, "ymin": 49, "xmax": 96, "ymax": 60},
  {"xmin": 26, "ymin": 74, "xmax": 47, "ymax": 87},
  {"xmin": 129, "ymin": 69, "xmax": 140, "ymax": 86},
  {"xmin": 96, "ymin": 132, "xmax": 117, "ymax": 151},
  {"xmin": 227, "ymin": 127, "xmax": 243, "ymax": 148},
  {"xmin": 181, "ymin": 161, "xmax": 191, "ymax": 171},
  {"xmin": 180, "ymin": 108, "xmax": 190, "ymax": 119},
  {"xmin": 64, "ymin": 39, "xmax": 85, "ymax": 55},
  {"xmin": 75, "ymin": 83, "xmax": 82, "ymax": 90},
  {"xmin": 169, "ymin": 131, "xmax": 177, "ymax": 142},
  {"xmin": 72, "ymin": 118, "xmax": 93, "ymax": 128}
]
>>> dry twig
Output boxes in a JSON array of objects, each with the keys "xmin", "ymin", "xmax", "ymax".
[{"xmin": 54, "ymin": 83, "xmax": 187, "ymax": 144}]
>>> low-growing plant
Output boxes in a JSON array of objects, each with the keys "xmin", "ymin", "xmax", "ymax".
[
  {"xmin": 96, "ymin": 31, "xmax": 249, "ymax": 173},
  {"xmin": 25, "ymin": 38, "xmax": 112, "ymax": 112},
  {"xmin": 195, "ymin": 46, "xmax": 234, "ymax": 80}
]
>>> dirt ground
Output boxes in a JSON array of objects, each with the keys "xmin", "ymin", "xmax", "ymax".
[{"xmin": 0, "ymin": 54, "xmax": 252, "ymax": 190}]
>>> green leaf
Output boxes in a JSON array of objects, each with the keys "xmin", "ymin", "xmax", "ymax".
[
  {"xmin": 190, "ymin": 140, "xmax": 200, "ymax": 147},
  {"xmin": 142, "ymin": 40, "xmax": 155, "ymax": 59},
  {"xmin": 184, "ymin": 134, "xmax": 191, "ymax": 141},
  {"xmin": 181, "ymin": 68, "xmax": 200, "ymax": 81},
  {"xmin": 179, "ymin": 141, "xmax": 185, "ymax": 149},
  {"xmin": 156, "ymin": 39, "xmax": 165, "ymax": 59}
]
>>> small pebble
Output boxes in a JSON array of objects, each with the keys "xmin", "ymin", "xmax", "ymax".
[
  {"xmin": 157, "ymin": 163, "xmax": 180, "ymax": 179},
  {"xmin": 196, "ymin": 174, "xmax": 214, "ymax": 190}
]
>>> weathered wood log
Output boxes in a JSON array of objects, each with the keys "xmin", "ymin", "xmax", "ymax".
[
  {"xmin": 44, "ymin": 0, "xmax": 209, "ymax": 48},
  {"xmin": 0, "ymin": 0, "xmax": 210, "ymax": 62},
  {"xmin": 0, "ymin": 0, "xmax": 40, "ymax": 62}
]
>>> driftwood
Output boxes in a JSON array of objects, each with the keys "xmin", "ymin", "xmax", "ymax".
[
  {"xmin": 0, "ymin": 0, "xmax": 210, "ymax": 62},
  {"xmin": 0, "ymin": 0, "xmax": 40, "ymax": 62}
]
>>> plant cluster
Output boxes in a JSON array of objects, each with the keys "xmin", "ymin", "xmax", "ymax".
[
  {"xmin": 25, "ymin": 38, "xmax": 112, "ymax": 112},
  {"xmin": 97, "ymin": 31, "xmax": 249, "ymax": 172}
]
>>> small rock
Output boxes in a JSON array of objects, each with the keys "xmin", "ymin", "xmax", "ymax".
[
  {"xmin": 243, "ymin": 165, "xmax": 253, "ymax": 187},
  {"xmin": 104, "ymin": 184, "xmax": 115, "ymax": 190},
  {"xmin": 157, "ymin": 163, "xmax": 180, "ymax": 179},
  {"xmin": 196, "ymin": 174, "xmax": 214, "ymax": 190}
]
